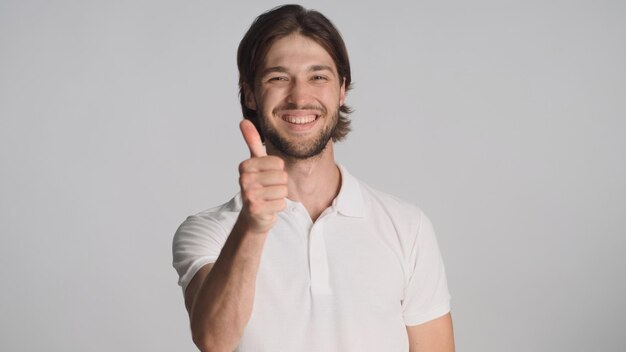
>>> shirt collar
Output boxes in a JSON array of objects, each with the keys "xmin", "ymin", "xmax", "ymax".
[{"xmin": 333, "ymin": 164, "xmax": 365, "ymax": 218}]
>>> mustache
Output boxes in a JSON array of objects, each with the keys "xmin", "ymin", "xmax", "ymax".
[{"xmin": 272, "ymin": 103, "xmax": 326, "ymax": 115}]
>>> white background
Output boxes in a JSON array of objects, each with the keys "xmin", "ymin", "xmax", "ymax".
[{"xmin": 1, "ymin": 0, "xmax": 624, "ymax": 351}]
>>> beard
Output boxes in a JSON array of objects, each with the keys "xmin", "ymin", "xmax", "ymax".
[{"xmin": 257, "ymin": 103, "xmax": 339, "ymax": 160}]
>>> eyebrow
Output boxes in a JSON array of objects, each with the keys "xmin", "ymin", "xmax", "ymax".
[
  {"xmin": 308, "ymin": 65, "xmax": 334, "ymax": 73},
  {"xmin": 260, "ymin": 65, "xmax": 336, "ymax": 77}
]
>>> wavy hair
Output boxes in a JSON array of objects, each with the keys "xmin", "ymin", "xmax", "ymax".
[{"xmin": 237, "ymin": 4, "xmax": 353, "ymax": 141}]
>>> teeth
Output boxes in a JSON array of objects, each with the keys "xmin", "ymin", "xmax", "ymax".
[{"xmin": 283, "ymin": 114, "xmax": 317, "ymax": 124}]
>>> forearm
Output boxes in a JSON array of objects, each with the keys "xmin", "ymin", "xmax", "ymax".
[{"xmin": 190, "ymin": 217, "xmax": 268, "ymax": 351}]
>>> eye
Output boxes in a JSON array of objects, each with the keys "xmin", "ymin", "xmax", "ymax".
[
  {"xmin": 268, "ymin": 76, "xmax": 288, "ymax": 82},
  {"xmin": 312, "ymin": 75, "xmax": 328, "ymax": 81}
]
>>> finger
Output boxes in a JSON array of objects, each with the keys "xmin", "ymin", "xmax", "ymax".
[
  {"xmin": 263, "ymin": 199, "xmax": 287, "ymax": 213},
  {"xmin": 254, "ymin": 185, "xmax": 288, "ymax": 201},
  {"xmin": 263, "ymin": 185, "xmax": 288, "ymax": 200},
  {"xmin": 240, "ymin": 119, "xmax": 266, "ymax": 157},
  {"xmin": 255, "ymin": 170, "xmax": 288, "ymax": 186},
  {"xmin": 240, "ymin": 170, "xmax": 287, "ymax": 188},
  {"xmin": 239, "ymin": 156, "xmax": 285, "ymax": 173},
  {"xmin": 245, "ymin": 199, "xmax": 286, "ymax": 217}
]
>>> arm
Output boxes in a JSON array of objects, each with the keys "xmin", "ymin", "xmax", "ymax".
[
  {"xmin": 185, "ymin": 219, "xmax": 270, "ymax": 351},
  {"xmin": 406, "ymin": 313, "xmax": 455, "ymax": 352},
  {"xmin": 184, "ymin": 120, "xmax": 287, "ymax": 351}
]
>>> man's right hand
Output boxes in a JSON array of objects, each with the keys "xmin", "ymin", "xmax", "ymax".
[
  {"xmin": 185, "ymin": 120, "xmax": 287, "ymax": 351},
  {"xmin": 238, "ymin": 119, "xmax": 288, "ymax": 234}
]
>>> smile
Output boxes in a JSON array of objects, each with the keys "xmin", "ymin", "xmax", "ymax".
[{"xmin": 280, "ymin": 112, "xmax": 320, "ymax": 125}]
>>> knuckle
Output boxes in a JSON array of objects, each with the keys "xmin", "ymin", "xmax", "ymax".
[
  {"xmin": 245, "ymin": 187, "xmax": 259, "ymax": 199},
  {"xmin": 275, "ymin": 157, "xmax": 285, "ymax": 169},
  {"xmin": 239, "ymin": 173, "xmax": 252, "ymax": 187},
  {"xmin": 265, "ymin": 156, "xmax": 283, "ymax": 169},
  {"xmin": 242, "ymin": 189, "xmax": 260, "ymax": 207},
  {"xmin": 241, "ymin": 191, "xmax": 252, "ymax": 204},
  {"xmin": 238, "ymin": 160, "xmax": 248, "ymax": 173},
  {"xmin": 248, "ymin": 202, "xmax": 262, "ymax": 215}
]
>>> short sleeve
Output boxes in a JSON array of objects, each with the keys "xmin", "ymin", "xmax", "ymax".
[
  {"xmin": 402, "ymin": 211, "xmax": 451, "ymax": 326},
  {"xmin": 172, "ymin": 214, "xmax": 229, "ymax": 293}
]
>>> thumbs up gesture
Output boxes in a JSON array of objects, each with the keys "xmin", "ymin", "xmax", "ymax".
[{"xmin": 238, "ymin": 119, "xmax": 288, "ymax": 234}]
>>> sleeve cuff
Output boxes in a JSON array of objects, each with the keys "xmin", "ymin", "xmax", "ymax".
[
  {"xmin": 403, "ymin": 301, "xmax": 451, "ymax": 326},
  {"xmin": 178, "ymin": 256, "xmax": 218, "ymax": 293}
]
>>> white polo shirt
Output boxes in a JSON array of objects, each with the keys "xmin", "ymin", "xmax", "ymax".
[{"xmin": 173, "ymin": 166, "xmax": 451, "ymax": 352}]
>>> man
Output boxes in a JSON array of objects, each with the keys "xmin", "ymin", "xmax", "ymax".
[{"xmin": 173, "ymin": 4, "xmax": 454, "ymax": 351}]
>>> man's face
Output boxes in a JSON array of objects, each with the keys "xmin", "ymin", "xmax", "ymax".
[{"xmin": 245, "ymin": 33, "xmax": 346, "ymax": 160}]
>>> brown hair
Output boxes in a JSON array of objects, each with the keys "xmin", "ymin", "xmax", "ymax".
[{"xmin": 237, "ymin": 4, "xmax": 353, "ymax": 141}]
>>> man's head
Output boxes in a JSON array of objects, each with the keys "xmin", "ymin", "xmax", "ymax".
[{"xmin": 237, "ymin": 4, "xmax": 353, "ymax": 157}]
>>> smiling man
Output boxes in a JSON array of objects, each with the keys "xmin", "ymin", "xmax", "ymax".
[{"xmin": 173, "ymin": 5, "xmax": 454, "ymax": 352}]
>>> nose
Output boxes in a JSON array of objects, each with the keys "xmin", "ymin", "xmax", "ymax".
[{"xmin": 286, "ymin": 78, "xmax": 311, "ymax": 107}]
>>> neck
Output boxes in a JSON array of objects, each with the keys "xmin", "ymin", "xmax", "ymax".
[{"xmin": 268, "ymin": 141, "xmax": 341, "ymax": 222}]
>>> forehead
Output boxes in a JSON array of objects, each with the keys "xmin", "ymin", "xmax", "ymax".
[{"xmin": 262, "ymin": 33, "xmax": 337, "ymax": 72}]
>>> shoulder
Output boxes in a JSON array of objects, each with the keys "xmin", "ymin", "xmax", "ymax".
[
  {"xmin": 337, "ymin": 165, "xmax": 425, "ymax": 226},
  {"xmin": 352, "ymin": 177, "xmax": 441, "ymax": 273},
  {"xmin": 174, "ymin": 194, "xmax": 243, "ymax": 241},
  {"xmin": 172, "ymin": 194, "xmax": 243, "ymax": 289},
  {"xmin": 353, "ymin": 177, "xmax": 440, "ymax": 255},
  {"xmin": 358, "ymin": 180, "xmax": 427, "ymax": 229}
]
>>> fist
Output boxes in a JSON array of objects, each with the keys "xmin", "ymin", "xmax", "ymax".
[{"xmin": 238, "ymin": 119, "xmax": 288, "ymax": 234}]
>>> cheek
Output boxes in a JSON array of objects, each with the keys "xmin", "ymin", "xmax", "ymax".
[
  {"xmin": 321, "ymin": 88, "xmax": 342, "ymax": 105},
  {"xmin": 259, "ymin": 89, "xmax": 283, "ymax": 109}
]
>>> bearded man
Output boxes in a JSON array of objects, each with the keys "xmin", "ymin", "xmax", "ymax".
[{"xmin": 173, "ymin": 5, "xmax": 455, "ymax": 351}]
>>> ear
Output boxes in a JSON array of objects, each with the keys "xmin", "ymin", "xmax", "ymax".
[
  {"xmin": 339, "ymin": 77, "xmax": 347, "ymax": 106},
  {"xmin": 243, "ymin": 83, "xmax": 257, "ymax": 110}
]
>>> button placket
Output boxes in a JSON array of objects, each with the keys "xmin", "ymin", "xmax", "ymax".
[{"xmin": 309, "ymin": 213, "xmax": 333, "ymax": 295}]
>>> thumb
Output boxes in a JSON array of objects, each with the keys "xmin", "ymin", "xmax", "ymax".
[{"xmin": 240, "ymin": 119, "xmax": 266, "ymax": 157}]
